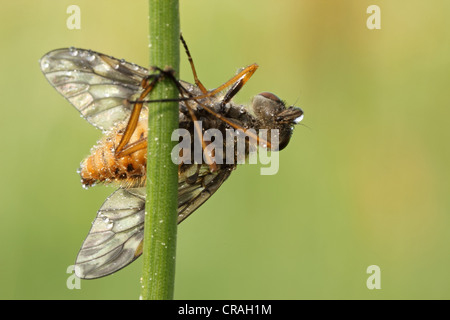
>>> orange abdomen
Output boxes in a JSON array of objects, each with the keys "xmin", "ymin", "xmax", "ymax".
[{"xmin": 79, "ymin": 120, "xmax": 148, "ymax": 188}]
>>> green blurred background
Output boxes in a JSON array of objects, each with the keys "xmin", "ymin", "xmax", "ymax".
[{"xmin": 1, "ymin": 0, "xmax": 449, "ymax": 299}]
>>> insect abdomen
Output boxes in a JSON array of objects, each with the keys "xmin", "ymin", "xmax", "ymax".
[{"xmin": 79, "ymin": 121, "xmax": 147, "ymax": 188}]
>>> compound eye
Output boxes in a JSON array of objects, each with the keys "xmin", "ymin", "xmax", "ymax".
[{"xmin": 258, "ymin": 92, "xmax": 282, "ymax": 104}]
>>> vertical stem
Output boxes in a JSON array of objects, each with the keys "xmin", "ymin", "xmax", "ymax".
[{"xmin": 141, "ymin": 0, "xmax": 180, "ymax": 300}]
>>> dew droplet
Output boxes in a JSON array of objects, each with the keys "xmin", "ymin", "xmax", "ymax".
[
  {"xmin": 293, "ymin": 114, "xmax": 304, "ymax": 124},
  {"xmin": 41, "ymin": 60, "xmax": 49, "ymax": 70},
  {"xmin": 69, "ymin": 47, "xmax": 78, "ymax": 56},
  {"xmin": 86, "ymin": 52, "xmax": 95, "ymax": 62}
]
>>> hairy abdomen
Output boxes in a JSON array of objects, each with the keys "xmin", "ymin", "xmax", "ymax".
[{"xmin": 79, "ymin": 120, "xmax": 148, "ymax": 188}]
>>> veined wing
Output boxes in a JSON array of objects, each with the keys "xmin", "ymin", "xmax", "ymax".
[
  {"xmin": 75, "ymin": 188, "xmax": 146, "ymax": 279},
  {"xmin": 75, "ymin": 164, "xmax": 235, "ymax": 279},
  {"xmin": 178, "ymin": 164, "xmax": 235, "ymax": 223},
  {"xmin": 40, "ymin": 48, "xmax": 149, "ymax": 131}
]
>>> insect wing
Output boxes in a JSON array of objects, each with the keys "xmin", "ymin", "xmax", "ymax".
[
  {"xmin": 40, "ymin": 48, "xmax": 149, "ymax": 131},
  {"xmin": 178, "ymin": 164, "xmax": 234, "ymax": 223},
  {"xmin": 75, "ymin": 165, "xmax": 233, "ymax": 278},
  {"xmin": 75, "ymin": 187, "xmax": 145, "ymax": 279}
]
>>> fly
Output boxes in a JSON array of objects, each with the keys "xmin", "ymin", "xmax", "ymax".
[{"xmin": 40, "ymin": 35, "xmax": 304, "ymax": 279}]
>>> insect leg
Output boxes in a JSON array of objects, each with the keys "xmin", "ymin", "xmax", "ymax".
[
  {"xmin": 185, "ymin": 99, "xmax": 218, "ymax": 172},
  {"xmin": 131, "ymin": 63, "xmax": 258, "ymax": 107},
  {"xmin": 180, "ymin": 34, "xmax": 258, "ymax": 100},
  {"xmin": 194, "ymin": 98, "xmax": 271, "ymax": 150},
  {"xmin": 180, "ymin": 33, "xmax": 208, "ymax": 94},
  {"xmin": 136, "ymin": 69, "xmax": 270, "ymax": 150},
  {"xmin": 115, "ymin": 68, "xmax": 176, "ymax": 156},
  {"xmin": 121, "ymin": 68, "xmax": 218, "ymax": 172},
  {"xmin": 151, "ymin": 66, "xmax": 218, "ymax": 171},
  {"xmin": 151, "ymin": 63, "xmax": 259, "ymax": 103},
  {"xmin": 206, "ymin": 63, "xmax": 258, "ymax": 99},
  {"xmin": 116, "ymin": 139, "xmax": 147, "ymax": 158}
]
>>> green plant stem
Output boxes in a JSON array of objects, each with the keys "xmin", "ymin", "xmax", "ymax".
[{"xmin": 141, "ymin": 0, "xmax": 180, "ymax": 300}]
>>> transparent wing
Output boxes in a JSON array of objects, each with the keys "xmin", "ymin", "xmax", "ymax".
[
  {"xmin": 75, "ymin": 187, "xmax": 146, "ymax": 279},
  {"xmin": 177, "ymin": 164, "xmax": 235, "ymax": 223},
  {"xmin": 75, "ymin": 165, "xmax": 234, "ymax": 279},
  {"xmin": 40, "ymin": 48, "xmax": 149, "ymax": 131}
]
